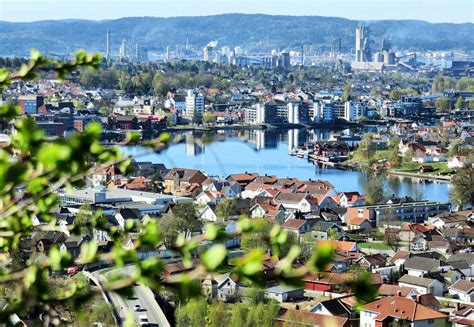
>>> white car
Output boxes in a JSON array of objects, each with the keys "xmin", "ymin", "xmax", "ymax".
[{"xmin": 134, "ymin": 304, "xmax": 142, "ymax": 312}]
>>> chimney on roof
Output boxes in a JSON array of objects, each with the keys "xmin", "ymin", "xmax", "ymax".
[
  {"xmin": 415, "ymin": 295, "xmax": 421, "ymax": 303},
  {"xmin": 455, "ymin": 302, "xmax": 460, "ymax": 311},
  {"xmin": 295, "ymin": 304, "xmax": 300, "ymax": 311},
  {"xmin": 397, "ymin": 291, "xmax": 402, "ymax": 297}
]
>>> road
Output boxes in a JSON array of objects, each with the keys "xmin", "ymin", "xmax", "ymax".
[{"xmin": 88, "ymin": 267, "xmax": 170, "ymax": 327}]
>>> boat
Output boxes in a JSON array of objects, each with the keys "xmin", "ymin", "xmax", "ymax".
[{"xmin": 297, "ymin": 149, "xmax": 308, "ymax": 158}]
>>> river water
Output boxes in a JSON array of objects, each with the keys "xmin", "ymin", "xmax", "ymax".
[{"xmin": 122, "ymin": 128, "xmax": 451, "ymax": 203}]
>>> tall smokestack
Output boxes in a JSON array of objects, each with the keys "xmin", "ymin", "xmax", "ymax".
[{"xmin": 106, "ymin": 29, "xmax": 110, "ymax": 59}]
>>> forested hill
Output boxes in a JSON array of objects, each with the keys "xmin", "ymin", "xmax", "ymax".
[{"xmin": 0, "ymin": 14, "xmax": 473, "ymax": 56}]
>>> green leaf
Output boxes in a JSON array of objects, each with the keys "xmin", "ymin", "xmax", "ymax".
[
  {"xmin": 234, "ymin": 248, "xmax": 264, "ymax": 277},
  {"xmin": 78, "ymin": 241, "xmax": 98, "ymax": 264},
  {"xmin": 345, "ymin": 272, "xmax": 379, "ymax": 306},
  {"xmin": 158, "ymin": 132, "xmax": 171, "ymax": 143},
  {"xmin": 0, "ymin": 104, "xmax": 21, "ymax": 122},
  {"xmin": 138, "ymin": 219, "xmax": 161, "ymax": 246},
  {"xmin": 201, "ymin": 244, "xmax": 227, "ymax": 271},
  {"xmin": 0, "ymin": 68, "xmax": 9, "ymax": 83},
  {"xmin": 308, "ymin": 243, "xmax": 334, "ymax": 272},
  {"xmin": 48, "ymin": 246, "xmax": 72, "ymax": 270},
  {"xmin": 204, "ymin": 223, "xmax": 226, "ymax": 241},
  {"xmin": 124, "ymin": 131, "xmax": 141, "ymax": 144}
]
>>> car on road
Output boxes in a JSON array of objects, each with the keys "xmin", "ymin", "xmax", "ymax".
[
  {"xmin": 134, "ymin": 304, "xmax": 142, "ymax": 312},
  {"xmin": 138, "ymin": 314, "xmax": 149, "ymax": 326}
]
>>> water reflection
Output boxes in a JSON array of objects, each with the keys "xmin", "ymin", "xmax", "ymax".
[{"xmin": 122, "ymin": 128, "xmax": 450, "ymax": 202}]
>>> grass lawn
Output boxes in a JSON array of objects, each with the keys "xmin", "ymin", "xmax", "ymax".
[
  {"xmin": 359, "ymin": 242, "xmax": 393, "ymax": 250},
  {"xmin": 395, "ymin": 162, "xmax": 453, "ymax": 175}
]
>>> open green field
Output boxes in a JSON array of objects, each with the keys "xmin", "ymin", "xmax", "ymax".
[
  {"xmin": 395, "ymin": 161, "xmax": 453, "ymax": 175},
  {"xmin": 359, "ymin": 242, "xmax": 393, "ymax": 250}
]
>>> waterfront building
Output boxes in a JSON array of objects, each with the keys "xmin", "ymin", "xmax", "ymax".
[
  {"xmin": 344, "ymin": 101, "xmax": 368, "ymax": 121},
  {"xmin": 322, "ymin": 104, "xmax": 334, "ymax": 122},
  {"xmin": 185, "ymin": 90, "xmax": 205, "ymax": 121}
]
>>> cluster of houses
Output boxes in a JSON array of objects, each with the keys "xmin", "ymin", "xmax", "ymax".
[
  {"xmin": 2, "ymin": 74, "xmax": 473, "ymax": 142},
  {"xmin": 13, "ymin": 157, "xmax": 473, "ymax": 326},
  {"xmin": 163, "ymin": 238, "xmax": 474, "ymax": 326},
  {"xmin": 393, "ymin": 121, "xmax": 473, "ymax": 168}
]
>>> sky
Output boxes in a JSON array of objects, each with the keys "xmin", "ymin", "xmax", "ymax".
[{"xmin": 0, "ymin": 0, "xmax": 473, "ymax": 23}]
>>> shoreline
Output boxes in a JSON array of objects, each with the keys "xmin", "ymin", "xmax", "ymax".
[
  {"xmin": 386, "ymin": 170, "xmax": 451, "ymax": 182},
  {"xmin": 163, "ymin": 121, "xmax": 362, "ymax": 132}
]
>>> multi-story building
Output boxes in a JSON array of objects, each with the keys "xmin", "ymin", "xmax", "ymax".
[
  {"xmin": 385, "ymin": 96, "xmax": 436, "ymax": 119},
  {"xmin": 185, "ymin": 90, "xmax": 205, "ymax": 121},
  {"xmin": 344, "ymin": 101, "xmax": 368, "ymax": 121},
  {"xmin": 287, "ymin": 102, "xmax": 310, "ymax": 124},
  {"xmin": 322, "ymin": 104, "xmax": 334, "ymax": 122},
  {"xmin": 347, "ymin": 201, "xmax": 451, "ymax": 226},
  {"xmin": 277, "ymin": 51, "xmax": 290, "ymax": 69},
  {"xmin": 18, "ymin": 95, "xmax": 44, "ymax": 114}
]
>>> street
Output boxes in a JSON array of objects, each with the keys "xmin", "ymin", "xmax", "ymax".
[{"xmin": 89, "ymin": 267, "xmax": 170, "ymax": 327}]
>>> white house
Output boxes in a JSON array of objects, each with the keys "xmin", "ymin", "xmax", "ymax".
[
  {"xmin": 274, "ymin": 193, "xmax": 314, "ymax": 213},
  {"xmin": 448, "ymin": 279, "xmax": 474, "ymax": 303},
  {"xmin": 398, "ymin": 275, "xmax": 444, "ymax": 297},
  {"xmin": 195, "ymin": 191, "xmax": 221, "ymax": 205},
  {"xmin": 266, "ymin": 285, "xmax": 304, "ymax": 303},
  {"xmin": 215, "ymin": 274, "xmax": 241, "ymax": 302},
  {"xmin": 403, "ymin": 257, "xmax": 441, "ymax": 277},
  {"xmin": 448, "ymin": 156, "xmax": 468, "ymax": 169},
  {"xmin": 197, "ymin": 205, "xmax": 218, "ymax": 222}
]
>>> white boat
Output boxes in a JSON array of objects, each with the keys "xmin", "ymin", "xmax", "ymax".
[{"xmin": 297, "ymin": 149, "xmax": 308, "ymax": 158}]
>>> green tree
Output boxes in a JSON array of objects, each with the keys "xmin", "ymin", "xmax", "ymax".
[
  {"xmin": 355, "ymin": 134, "xmax": 376, "ymax": 164},
  {"xmin": 389, "ymin": 137, "xmax": 401, "ymax": 150},
  {"xmin": 176, "ymin": 298, "xmax": 207, "ymax": 327},
  {"xmin": 244, "ymin": 286, "xmax": 266, "ymax": 305},
  {"xmin": 247, "ymin": 301, "xmax": 279, "ymax": 327},
  {"xmin": 365, "ymin": 176, "xmax": 385, "ymax": 205},
  {"xmin": 435, "ymin": 96, "xmax": 450, "ymax": 112},
  {"xmin": 118, "ymin": 71, "xmax": 127, "ymax": 91},
  {"xmin": 342, "ymin": 83, "xmax": 351, "ymax": 102},
  {"xmin": 389, "ymin": 87, "xmax": 414, "ymax": 101},
  {"xmin": 298, "ymin": 233, "xmax": 315, "ymax": 261},
  {"xmin": 388, "ymin": 147, "xmax": 402, "ymax": 168},
  {"xmin": 230, "ymin": 304, "xmax": 248, "ymax": 327},
  {"xmin": 100, "ymin": 69, "xmax": 119, "ymax": 89},
  {"xmin": 153, "ymin": 72, "xmax": 171, "ymax": 96},
  {"xmin": 158, "ymin": 203, "xmax": 202, "ymax": 248},
  {"xmin": 456, "ymin": 77, "xmax": 474, "ymax": 91},
  {"xmin": 455, "ymin": 96, "xmax": 464, "ymax": 109},
  {"xmin": 215, "ymin": 198, "xmax": 238, "ymax": 221},
  {"xmin": 240, "ymin": 217, "xmax": 272, "ymax": 253},
  {"xmin": 208, "ymin": 301, "xmax": 231, "ymax": 327},
  {"xmin": 448, "ymin": 140, "xmax": 468, "ymax": 157},
  {"xmin": 99, "ymin": 106, "xmax": 112, "ymax": 115},
  {"xmin": 202, "ymin": 111, "xmax": 216, "ymax": 124},
  {"xmin": 80, "ymin": 68, "xmax": 101, "ymax": 88},
  {"xmin": 327, "ymin": 227, "xmax": 341, "ymax": 240},
  {"xmin": 469, "ymin": 100, "xmax": 474, "ymax": 110},
  {"xmin": 73, "ymin": 204, "xmax": 94, "ymax": 238},
  {"xmin": 451, "ymin": 167, "xmax": 474, "ymax": 209}
]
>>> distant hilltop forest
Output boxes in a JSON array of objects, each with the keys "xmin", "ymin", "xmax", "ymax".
[{"xmin": 0, "ymin": 14, "xmax": 473, "ymax": 56}]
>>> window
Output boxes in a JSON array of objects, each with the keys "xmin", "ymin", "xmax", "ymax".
[{"xmin": 428, "ymin": 319, "xmax": 434, "ymax": 324}]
